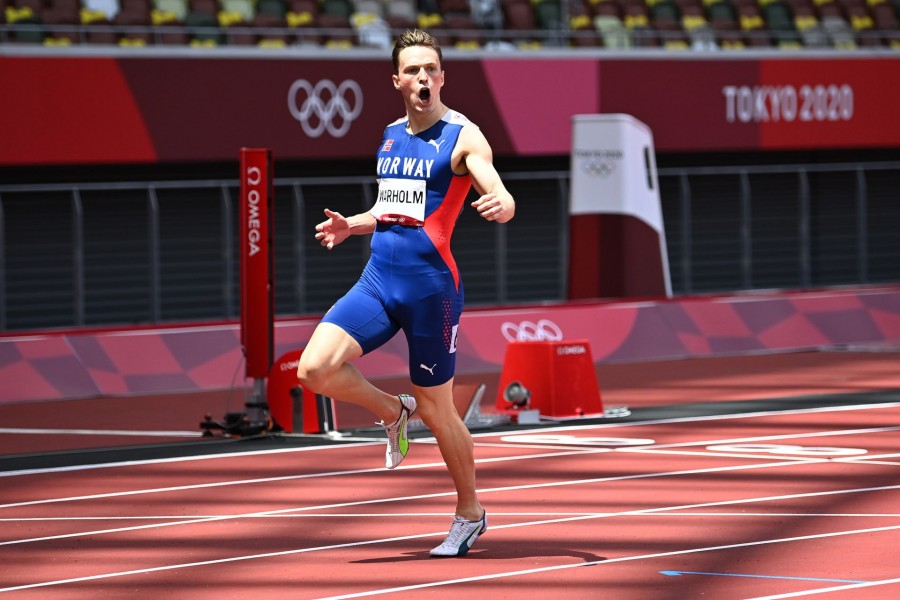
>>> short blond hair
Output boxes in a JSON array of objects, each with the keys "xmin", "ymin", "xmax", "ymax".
[{"xmin": 391, "ymin": 29, "xmax": 442, "ymax": 74}]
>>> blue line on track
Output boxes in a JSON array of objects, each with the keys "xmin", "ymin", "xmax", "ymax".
[{"xmin": 660, "ymin": 571, "xmax": 868, "ymax": 584}]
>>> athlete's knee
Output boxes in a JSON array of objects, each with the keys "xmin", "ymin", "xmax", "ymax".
[
  {"xmin": 296, "ymin": 353, "xmax": 336, "ymax": 393},
  {"xmin": 414, "ymin": 396, "xmax": 459, "ymax": 434}
]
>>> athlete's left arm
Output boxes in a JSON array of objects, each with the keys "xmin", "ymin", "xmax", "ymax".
[{"xmin": 458, "ymin": 125, "xmax": 516, "ymax": 224}]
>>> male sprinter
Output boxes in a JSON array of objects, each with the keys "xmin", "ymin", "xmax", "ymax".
[{"xmin": 297, "ymin": 29, "xmax": 515, "ymax": 557}]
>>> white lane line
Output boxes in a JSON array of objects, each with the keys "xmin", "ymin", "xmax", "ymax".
[
  {"xmin": 0, "ymin": 441, "xmax": 384, "ymax": 478},
  {"xmin": 622, "ymin": 448, "xmax": 824, "ymax": 461},
  {"xmin": 748, "ymin": 576, "xmax": 900, "ymax": 599},
  {"xmin": 4, "ymin": 511, "xmax": 900, "ymax": 523},
  {"xmin": 2, "ymin": 451, "xmax": 897, "ymax": 551},
  {"xmin": 0, "ymin": 459, "xmax": 819, "ymax": 546},
  {"xmin": 837, "ymin": 459, "xmax": 900, "ymax": 466},
  {"xmin": 0, "ymin": 512, "xmax": 609, "ymax": 522},
  {"xmin": 639, "ymin": 425, "xmax": 900, "ymax": 451},
  {"xmin": 0, "ymin": 428, "xmax": 203, "ymax": 438},
  {"xmin": 487, "ymin": 402, "xmax": 900, "ymax": 438},
  {"xmin": 634, "ymin": 511, "xmax": 900, "ymax": 518},
  {"xmin": 0, "ymin": 403, "xmax": 896, "ymax": 588},
  {"xmin": 9, "ymin": 407, "xmax": 898, "ymax": 509},
  {"xmin": 836, "ymin": 452, "xmax": 900, "ymax": 462},
  {"xmin": 315, "ymin": 525, "xmax": 900, "ymax": 600},
  {"xmin": 4, "ymin": 401, "xmax": 898, "ymax": 479},
  {"xmin": 0, "ymin": 449, "xmax": 599, "ymax": 510},
  {"xmin": 6, "ymin": 430, "xmax": 898, "ymax": 545},
  {"xmin": 3, "ymin": 495, "xmax": 899, "ymax": 595}
]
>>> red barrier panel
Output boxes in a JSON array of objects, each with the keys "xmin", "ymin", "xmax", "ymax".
[
  {"xmin": 495, "ymin": 340, "xmax": 604, "ymax": 418},
  {"xmin": 4, "ymin": 287, "xmax": 900, "ymax": 404},
  {"xmin": 239, "ymin": 148, "xmax": 274, "ymax": 379},
  {"xmin": 267, "ymin": 350, "xmax": 327, "ymax": 434},
  {"xmin": 3, "ymin": 55, "xmax": 899, "ymax": 166}
]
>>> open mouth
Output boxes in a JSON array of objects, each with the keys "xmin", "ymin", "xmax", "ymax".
[{"xmin": 419, "ymin": 87, "xmax": 431, "ymax": 102}]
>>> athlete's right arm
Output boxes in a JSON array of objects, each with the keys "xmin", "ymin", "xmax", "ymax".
[{"xmin": 315, "ymin": 208, "xmax": 377, "ymax": 250}]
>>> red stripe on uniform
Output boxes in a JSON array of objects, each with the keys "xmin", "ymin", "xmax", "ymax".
[{"xmin": 423, "ymin": 175, "xmax": 471, "ymax": 291}]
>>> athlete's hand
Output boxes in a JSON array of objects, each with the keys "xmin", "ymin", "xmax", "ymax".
[
  {"xmin": 472, "ymin": 193, "xmax": 507, "ymax": 222},
  {"xmin": 315, "ymin": 208, "xmax": 350, "ymax": 250}
]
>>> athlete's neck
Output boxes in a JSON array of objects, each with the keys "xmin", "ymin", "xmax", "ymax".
[{"xmin": 406, "ymin": 104, "xmax": 448, "ymax": 135}]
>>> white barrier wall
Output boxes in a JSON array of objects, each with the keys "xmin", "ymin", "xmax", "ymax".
[{"xmin": 569, "ymin": 114, "xmax": 672, "ymax": 299}]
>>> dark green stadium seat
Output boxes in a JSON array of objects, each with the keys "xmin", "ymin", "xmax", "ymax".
[
  {"xmin": 257, "ymin": 0, "xmax": 287, "ymax": 18},
  {"xmin": 5, "ymin": 0, "xmax": 46, "ymax": 42},
  {"xmin": 534, "ymin": 0, "xmax": 563, "ymax": 29},
  {"xmin": 185, "ymin": 10, "xmax": 225, "ymax": 43},
  {"xmin": 762, "ymin": 0, "xmax": 795, "ymax": 31},
  {"xmin": 649, "ymin": 0, "xmax": 681, "ymax": 30},
  {"xmin": 11, "ymin": 18, "xmax": 46, "ymax": 42},
  {"xmin": 708, "ymin": 0, "xmax": 738, "ymax": 29},
  {"xmin": 321, "ymin": 0, "xmax": 352, "ymax": 19}
]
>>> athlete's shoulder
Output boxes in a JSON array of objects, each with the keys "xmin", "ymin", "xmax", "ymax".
[
  {"xmin": 385, "ymin": 115, "xmax": 409, "ymax": 131},
  {"xmin": 384, "ymin": 116, "xmax": 409, "ymax": 139},
  {"xmin": 443, "ymin": 109, "xmax": 479, "ymax": 131}
]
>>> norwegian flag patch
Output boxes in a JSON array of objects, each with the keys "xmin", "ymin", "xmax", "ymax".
[{"xmin": 382, "ymin": 139, "xmax": 394, "ymax": 152}]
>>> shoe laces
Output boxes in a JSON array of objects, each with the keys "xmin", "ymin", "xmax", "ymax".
[
  {"xmin": 443, "ymin": 516, "xmax": 475, "ymax": 547},
  {"xmin": 380, "ymin": 399, "xmax": 408, "ymax": 451},
  {"xmin": 385, "ymin": 420, "xmax": 401, "ymax": 453}
]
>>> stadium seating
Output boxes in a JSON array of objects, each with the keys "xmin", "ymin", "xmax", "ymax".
[
  {"xmin": 112, "ymin": 0, "xmax": 152, "ymax": 45},
  {"xmin": 384, "ymin": 0, "xmax": 416, "ymax": 26},
  {"xmin": 4, "ymin": 0, "xmax": 46, "ymax": 43},
  {"xmin": 40, "ymin": 0, "xmax": 81, "ymax": 44},
  {"xmin": 595, "ymin": 15, "xmax": 631, "ymax": 48},
  {"xmin": 1, "ymin": 0, "xmax": 898, "ymax": 48},
  {"xmin": 501, "ymin": 0, "xmax": 540, "ymax": 45}
]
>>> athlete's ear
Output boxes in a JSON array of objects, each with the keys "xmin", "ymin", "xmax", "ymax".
[{"xmin": 392, "ymin": 74, "xmax": 400, "ymax": 90}]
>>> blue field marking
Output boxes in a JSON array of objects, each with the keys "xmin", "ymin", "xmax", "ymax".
[{"xmin": 660, "ymin": 571, "xmax": 869, "ymax": 584}]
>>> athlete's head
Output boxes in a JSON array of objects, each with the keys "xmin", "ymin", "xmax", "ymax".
[
  {"xmin": 391, "ymin": 29, "xmax": 442, "ymax": 75},
  {"xmin": 392, "ymin": 29, "xmax": 445, "ymax": 114}
]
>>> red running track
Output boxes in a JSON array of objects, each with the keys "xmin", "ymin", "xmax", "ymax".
[
  {"xmin": 3, "ymin": 350, "xmax": 900, "ymax": 456},
  {"xmin": 2, "ymin": 400, "xmax": 900, "ymax": 599}
]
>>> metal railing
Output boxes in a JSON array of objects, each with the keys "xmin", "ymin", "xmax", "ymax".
[
  {"xmin": 658, "ymin": 161, "xmax": 900, "ymax": 295},
  {"xmin": 1, "ymin": 160, "xmax": 898, "ymax": 332}
]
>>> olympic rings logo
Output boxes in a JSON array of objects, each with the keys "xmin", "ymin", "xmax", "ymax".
[
  {"xmin": 287, "ymin": 79, "xmax": 363, "ymax": 138},
  {"xmin": 581, "ymin": 159, "xmax": 615, "ymax": 178},
  {"xmin": 500, "ymin": 319, "xmax": 564, "ymax": 342}
]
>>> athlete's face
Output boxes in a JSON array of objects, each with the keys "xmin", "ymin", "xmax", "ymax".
[{"xmin": 393, "ymin": 46, "xmax": 444, "ymax": 114}]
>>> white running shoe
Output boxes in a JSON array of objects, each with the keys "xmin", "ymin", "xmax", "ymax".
[
  {"xmin": 380, "ymin": 394, "xmax": 416, "ymax": 469},
  {"xmin": 429, "ymin": 511, "xmax": 488, "ymax": 557}
]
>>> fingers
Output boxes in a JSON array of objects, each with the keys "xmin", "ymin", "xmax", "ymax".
[
  {"xmin": 316, "ymin": 208, "xmax": 337, "ymax": 231},
  {"xmin": 316, "ymin": 208, "xmax": 339, "ymax": 250},
  {"xmin": 316, "ymin": 208, "xmax": 342, "ymax": 234},
  {"xmin": 315, "ymin": 231, "xmax": 335, "ymax": 250},
  {"xmin": 471, "ymin": 194, "xmax": 503, "ymax": 221}
]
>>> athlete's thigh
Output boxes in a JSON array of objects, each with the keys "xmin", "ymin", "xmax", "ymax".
[
  {"xmin": 321, "ymin": 273, "xmax": 400, "ymax": 355},
  {"xmin": 300, "ymin": 322, "xmax": 364, "ymax": 374},
  {"xmin": 397, "ymin": 270, "xmax": 462, "ymax": 387}
]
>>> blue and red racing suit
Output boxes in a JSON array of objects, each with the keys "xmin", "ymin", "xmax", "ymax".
[{"xmin": 322, "ymin": 110, "xmax": 474, "ymax": 387}]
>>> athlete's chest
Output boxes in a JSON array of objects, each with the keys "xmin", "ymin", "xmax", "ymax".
[{"xmin": 376, "ymin": 126, "xmax": 457, "ymax": 180}]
